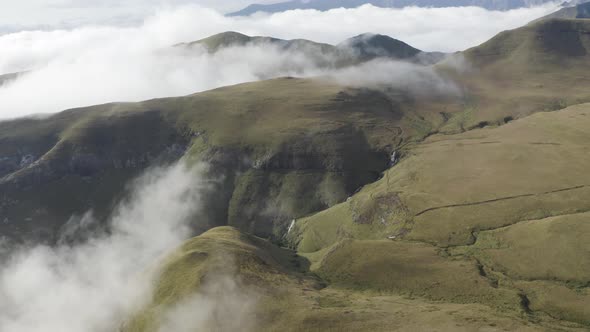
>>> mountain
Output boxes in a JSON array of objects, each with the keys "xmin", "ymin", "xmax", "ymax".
[
  {"xmin": 125, "ymin": 18, "xmax": 590, "ymax": 330},
  {"xmin": 534, "ymin": 0, "xmax": 590, "ymax": 21},
  {"xmin": 3, "ymin": 18, "xmax": 590, "ymax": 331},
  {"xmin": 181, "ymin": 31, "xmax": 445, "ymax": 65},
  {"xmin": 229, "ymin": 0, "xmax": 563, "ymax": 16},
  {"xmin": 122, "ymin": 226, "xmax": 583, "ymax": 331},
  {"xmin": 286, "ymin": 101, "xmax": 590, "ymax": 328},
  {"xmin": 123, "ymin": 101, "xmax": 590, "ymax": 332},
  {"xmin": 445, "ymin": 18, "xmax": 590, "ymax": 128},
  {"xmin": 178, "ymin": 31, "xmax": 331, "ymax": 53},
  {"xmin": 339, "ymin": 33, "xmax": 421, "ymax": 60},
  {"xmin": 466, "ymin": 18, "xmax": 590, "ymax": 64}
]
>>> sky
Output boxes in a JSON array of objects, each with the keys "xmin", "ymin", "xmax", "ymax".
[
  {"xmin": 0, "ymin": 2, "xmax": 559, "ymax": 118},
  {"xmin": 0, "ymin": 0, "xmax": 277, "ymax": 32}
]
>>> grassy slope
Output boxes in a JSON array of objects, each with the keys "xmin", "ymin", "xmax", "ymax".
[
  {"xmin": 0, "ymin": 78, "xmax": 408, "ymax": 240},
  {"xmin": 288, "ymin": 102, "xmax": 590, "ymax": 327},
  {"xmin": 533, "ymin": 2, "xmax": 590, "ymax": 22},
  {"xmin": 2, "ymin": 19, "xmax": 590, "ymax": 329},
  {"xmin": 0, "ymin": 105, "xmax": 189, "ymax": 240},
  {"xmin": 437, "ymin": 19, "xmax": 590, "ymax": 132},
  {"xmin": 181, "ymin": 31, "xmax": 439, "ymax": 66},
  {"xmin": 123, "ymin": 227, "xmax": 566, "ymax": 332},
  {"xmin": 149, "ymin": 78, "xmax": 406, "ymax": 238},
  {"xmin": 183, "ymin": 31, "xmax": 337, "ymax": 55}
]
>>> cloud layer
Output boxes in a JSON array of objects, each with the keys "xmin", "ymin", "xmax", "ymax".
[
  {"xmin": 0, "ymin": 162, "xmax": 206, "ymax": 332},
  {"xmin": 0, "ymin": 4, "xmax": 558, "ymax": 118},
  {"xmin": 0, "ymin": 0, "xmax": 279, "ymax": 32}
]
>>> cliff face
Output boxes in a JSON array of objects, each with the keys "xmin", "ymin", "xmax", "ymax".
[
  {"xmin": 0, "ymin": 79, "xmax": 402, "ymax": 242},
  {"xmin": 0, "ymin": 107, "xmax": 191, "ymax": 241}
]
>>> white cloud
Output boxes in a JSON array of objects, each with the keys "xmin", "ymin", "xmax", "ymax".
[
  {"xmin": 0, "ymin": 4, "xmax": 558, "ymax": 119},
  {"xmin": 157, "ymin": 270, "xmax": 259, "ymax": 332},
  {"xmin": 0, "ymin": 162, "xmax": 208, "ymax": 332},
  {"xmin": 0, "ymin": 0, "xmax": 279, "ymax": 32}
]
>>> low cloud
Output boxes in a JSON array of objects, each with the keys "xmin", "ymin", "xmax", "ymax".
[
  {"xmin": 327, "ymin": 59, "xmax": 462, "ymax": 96},
  {"xmin": 0, "ymin": 162, "xmax": 209, "ymax": 332},
  {"xmin": 157, "ymin": 265, "xmax": 258, "ymax": 332},
  {"xmin": 0, "ymin": 4, "xmax": 557, "ymax": 118},
  {"xmin": 0, "ymin": 0, "xmax": 278, "ymax": 32}
]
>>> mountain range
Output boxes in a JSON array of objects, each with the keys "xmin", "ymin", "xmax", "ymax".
[
  {"xmin": 179, "ymin": 31, "xmax": 445, "ymax": 65},
  {"xmin": 1, "ymin": 11, "xmax": 590, "ymax": 332},
  {"xmin": 229, "ymin": 0, "xmax": 585, "ymax": 16}
]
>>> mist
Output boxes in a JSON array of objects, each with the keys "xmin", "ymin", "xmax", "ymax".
[
  {"xmin": 0, "ymin": 162, "xmax": 210, "ymax": 332},
  {"xmin": 0, "ymin": 4, "xmax": 558, "ymax": 119},
  {"xmin": 157, "ymin": 261, "xmax": 259, "ymax": 332}
]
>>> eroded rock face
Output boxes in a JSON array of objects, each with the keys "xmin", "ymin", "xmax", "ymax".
[
  {"xmin": 191, "ymin": 128, "xmax": 390, "ymax": 241},
  {"xmin": 0, "ymin": 106, "xmax": 193, "ymax": 243},
  {"xmin": 0, "ymin": 141, "xmax": 190, "ymax": 243},
  {"xmin": 0, "ymin": 78, "xmax": 405, "ymax": 243}
]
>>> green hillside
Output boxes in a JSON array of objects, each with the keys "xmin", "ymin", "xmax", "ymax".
[
  {"xmin": 179, "ymin": 31, "xmax": 444, "ymax": 66},
  {"xmin": 287, "ymin": 102, "xmax": 590, "ymax": 328},
  {"xmin": 440, "ymin": 18, "xmax": 590, "ymax": 131},
  {"xmin": 533, "ymin": 2, "xmax": 590, "ymax": 21},
  {"xmin": 339, "ymin": 33, "xmax": 422, "ymax": 60},
  {"xmin": 122, "ymin": 227, "xmax": 572, "ymax": 332},
  {"xmin": 2, "ymin": 18, "xmax": 590, "ymax": 330},
  {"xmin": 0, "ymin": 78, "xmax": 408, "ymax": 241}
]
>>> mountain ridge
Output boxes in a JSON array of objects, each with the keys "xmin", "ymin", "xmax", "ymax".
[
  {"xmin": 179, "ymin": 31, "xmax": 446, "ymax": 65},
  {"xmin": 4, "ymin": 18, "xmax": 590, "ymax": 242},
  {"xmin": 533, "ymin": 0, "xmax": 590, "ymax": 21},
  {"xmin": 2, "ymin": 17, "xmax": 590, "ymax": 331},
  {"xmin": 228, "ymin": 0, "xmax": 572, "ymax": 16}
]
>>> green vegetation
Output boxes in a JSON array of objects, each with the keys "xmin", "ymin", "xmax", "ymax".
[
  {"xmin": 180, "ymin": 31, "xmax": 440, "ymax": 66},
  {"xmin": 123, "ymin": 227, "xmax": 569, "ymax": 332},
  {"xmin": 287, "ymin": 102, "xmax": 590, "ymax": 329},
  {"xmin": 3, "ymin": 18, "xmax": 590, "ymax": 330}
]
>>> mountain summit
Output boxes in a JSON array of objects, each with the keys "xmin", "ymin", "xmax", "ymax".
[
  {"xmin": 179, "ymin": 31, "xmax": 444, "ymax": 65},
  {"xmin": 338, "ymin": 33, "xmax": 422, "ymax": 60}
]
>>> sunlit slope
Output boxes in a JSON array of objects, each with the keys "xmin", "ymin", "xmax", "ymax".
[
  {"xmin": 182, "ymin": 31, "xmax": 337, "ymax": 56},
  {"xmin": 438, "ymin": 19, "xmax": 590, "ymax": 132},
  {"xmin": 2, "ymin": 18, "xmax": 590, "ymax": 331},
  {"xmin": 288, "ymin": 102, "xmax": 590, "ymax": 327},
  {"xmin": 4, "ymin": 20, "xmax": 590, "ymax": 242},
  {"xmin": 123, "ymin": 227, "xmax": 564, "ymax": 332}
]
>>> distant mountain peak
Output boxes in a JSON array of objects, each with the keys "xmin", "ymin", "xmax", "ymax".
[
  {"xmin": 178, "ymin": 31, "xmax": 443, "ymax": 65},
  {"xmin": 228, "ymin": 0, "xmax": 567, "ymax": 16},
  {"xmin": 339, "ymin": 33, "xmax": 422, "ymax": 60},
  {"xmin": 465, "ymin": 18, "xmax": 590, "ymax": 69}
]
